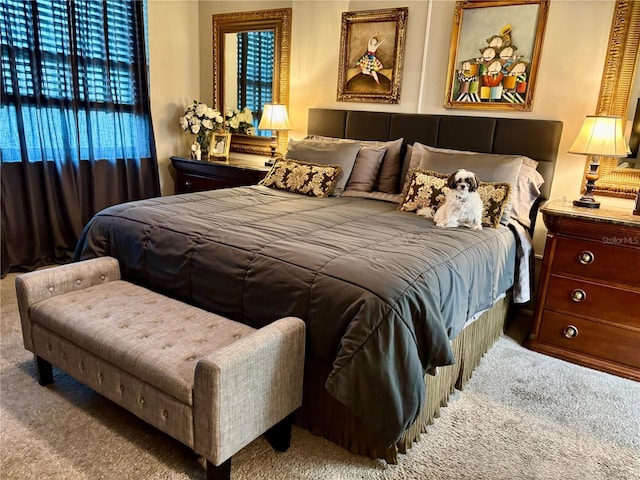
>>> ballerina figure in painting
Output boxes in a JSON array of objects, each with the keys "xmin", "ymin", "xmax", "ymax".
[{"xmin": 356, "ymin": 33, "xmax": 386, "ymax": 85}]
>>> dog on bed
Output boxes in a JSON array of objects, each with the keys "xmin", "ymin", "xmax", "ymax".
[{"xmin": 417, "ymin": 169, "xmax": 483, "ymax": 230}]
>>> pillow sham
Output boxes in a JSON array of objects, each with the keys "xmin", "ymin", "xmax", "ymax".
[
  {"xmin": 259, "ymin": 158, "xmax": 342, "ymax": 197},
  {"xmin": 305, "ymin": 134, "xmax": 403, "ymax": 194},
  {"xmin": 398, "ymin": 168, "xmax": 448, "ymax": 213},
  {"xmin": 345, "ymin": 145, "xmax": 387, "ymax": 192},
  {"xmin": 414, "ymin": 143, "xmax": 524, "ymax": 224},
  {"xmin": 477, "ymin": 182, "xmax": 512, "ymax": 229},
  {"xmin": 511, "ymin": 164, "xmax": 545, "ymax": 228},
  {"xmin": 399, "ymin": 168, "xmax": 512, "ymax": 229},
  {"xmin": 285, "ymin": 139, "xmax": 360, "ymax": 196}
]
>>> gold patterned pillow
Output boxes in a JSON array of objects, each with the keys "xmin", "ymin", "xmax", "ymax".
[
  {"xmin": 259, "ymin": 158, "xmax": 342, "ymax": 197},
  {"xmin": 478, "ymin": 182, "xmax": 512, "ymax": 228},
  {"xmin": 399, "ymin": 168, "xmax": 448, "ymax": 213}
]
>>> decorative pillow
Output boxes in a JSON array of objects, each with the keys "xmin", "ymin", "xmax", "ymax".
[
  {"xmin": 345, "ymin": 145, "xmax": 387, "ymax": 192},
  {"xmin": 478, "ymin": 182, "xmax": 512, "ymax": 229},
  {"xmin": 398, "ymin": 169, "xmax": 448, "ymax": 213},
  {"xmin": 259, "ymin": 158, "xmax": 342, "ymax": 197},
  {"xmin": 415, "ymin": 144, "xmax": 524, "ymax": 224},
  {"xmin": 286, "ymin": 139, "xmax": 360, "ymax": 196},
  {"xmin": 305, "ymin": 135, "xmax": 403, "ymax": 194}
]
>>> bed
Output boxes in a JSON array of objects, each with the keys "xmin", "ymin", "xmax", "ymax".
[{"xmin": 75, "ymin": 109, "xmax": 562, "ymax": 463}]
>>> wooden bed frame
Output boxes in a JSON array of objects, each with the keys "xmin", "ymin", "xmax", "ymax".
[{"xmin": 293, "ymin": 109, "xmax": 563, "ymax": 463}]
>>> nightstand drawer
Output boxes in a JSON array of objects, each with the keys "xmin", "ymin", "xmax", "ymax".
[
  {"xmin": 538, "ymin": 311, "xmax": 640, "ymax": 369},
  {"xmin": 545, "ymin": 274, "xmax": 640, "ymax": 328},
  {"xmin": 552, "ymin": 237, "xmax": 640, "ymax": 287}
]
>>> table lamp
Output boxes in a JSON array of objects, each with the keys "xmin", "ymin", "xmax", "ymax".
[
  {"xmin": 258, "ymin": 103, "xmax": 291, "ymax": 166},
  {"xmin": 569, "ymin": 115, "xmax": 629, "ymax": 208}
]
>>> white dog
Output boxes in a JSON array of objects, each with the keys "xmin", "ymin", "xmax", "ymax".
[{"xmin": 418, "ymin": 169, "xmax": 483, "ymax": 230}]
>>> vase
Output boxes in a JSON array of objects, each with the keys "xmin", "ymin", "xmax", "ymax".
[{"xmin": 196, "ymin": 130, "xmax": 211, "ymax": 159}]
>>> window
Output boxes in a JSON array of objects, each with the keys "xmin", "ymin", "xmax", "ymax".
[
  {"xmin": 237, "ymin": 31, "xmax": 274, "ymax": 135},
  {"xmin": 0, "ymin": 0, "xmax": 151, "ymax": 162}
]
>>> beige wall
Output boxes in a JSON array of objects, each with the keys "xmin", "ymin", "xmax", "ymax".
[
  {"xmin": 148, "ymin": 0, "xmax": 634, "ymax": 250},
  {"xmin": 147, "ymin": 0, "xmax": 200, "ymax": 195}
]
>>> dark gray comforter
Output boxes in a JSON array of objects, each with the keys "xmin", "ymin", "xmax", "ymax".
[{"xmin": 75, "ymin": 186, "xmax": 516, "ymax": 445}]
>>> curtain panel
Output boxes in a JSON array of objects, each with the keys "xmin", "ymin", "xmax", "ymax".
[{"xmin": 0, "ymin": 0, "xmax": 160, "ymax": 277}]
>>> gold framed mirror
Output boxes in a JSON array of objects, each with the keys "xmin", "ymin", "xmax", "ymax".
[
  {"xmin": 212, "ymin": 8, "xmax": 291, "ymax": 156},
  {"xmin": 589, "ymin": 0, "xmax": 640, "ymax": 198}
]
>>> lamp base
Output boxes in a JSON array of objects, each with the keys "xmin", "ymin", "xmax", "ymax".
[{"xmin": 573, "ymin": 198, "xmax": 600, "ymax": 208}]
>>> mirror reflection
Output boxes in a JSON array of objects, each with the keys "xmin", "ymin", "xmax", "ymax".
[
  {"xmin": 224, "ymin": 31, "xmax": 275, "ymax": 137},
  {"xmin": 213, "ymin": 8, "xmax": 291, "ymax": 155},
  {"xmin": 591, "ymin": 0, "xmax": 640, "ymax": 199}
]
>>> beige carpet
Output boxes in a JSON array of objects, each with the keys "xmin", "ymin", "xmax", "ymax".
[{"xmin": 1, "ymin": 271, "xmax": 639, "ymax": 480}]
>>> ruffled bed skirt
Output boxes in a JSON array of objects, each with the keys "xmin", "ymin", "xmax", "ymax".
[{"xmin": 295, "ymin": 295, "xmax": 511, "ymax": 464}]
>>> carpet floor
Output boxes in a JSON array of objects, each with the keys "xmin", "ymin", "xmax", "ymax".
[{"xmin": 1, "ymin": 272, "xmax": 638, "ymax": 479}]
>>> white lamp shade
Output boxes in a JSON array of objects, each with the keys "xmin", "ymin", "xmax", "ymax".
[
  {"xmin": 258, "ymin": 104, "xmax": 291, "ymax": 131},
  {"xmin": 568, "ymin": 115, "xmax": 629, "ymax": 157}
]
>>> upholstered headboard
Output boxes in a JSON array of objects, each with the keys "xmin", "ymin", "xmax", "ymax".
[{"xmin": 307, "ymin": 108, "xmax": 563, "ymax": 203}]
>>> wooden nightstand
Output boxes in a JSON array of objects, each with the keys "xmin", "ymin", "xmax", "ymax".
[
  {"xmin": 526, "ymin": 200, "xmax": 640, "ymax": 381},
  {"xmin": 171, "ymin": 156, "xmax": 271, "ymax": 194}
]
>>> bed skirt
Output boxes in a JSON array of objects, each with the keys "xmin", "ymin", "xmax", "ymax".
[{"xmin": 295, "ymin": 295, "xmax": 511, "ymax": 464}]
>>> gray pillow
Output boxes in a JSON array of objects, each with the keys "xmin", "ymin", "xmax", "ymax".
[
  {"xmin": 417, "ymin": 145, "xmax": 524, "ymax": 224},
  {"xmin": 286, "ymin": 139, "xmax": 360, "ymax": 196},
  {"xmin": 345, "ymin": 146, "xmax": 387, "ymax": 192},
  {"xmin": 305, "ymin": 135, "xmax": 403, "ymax": 194}
]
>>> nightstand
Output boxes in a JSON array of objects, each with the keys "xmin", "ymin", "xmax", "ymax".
[
  {"xmin": 171, "ymin": 156, "xmax": 271, "ymax": 194},
  {"xmin": 526, "ymin": 200, "xmax": 640, "ymax": 381}
]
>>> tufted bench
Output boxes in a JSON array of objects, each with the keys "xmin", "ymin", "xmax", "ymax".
[{"xmin": 15, "ymin": 257, "xmax": 306, "ymax": 480}]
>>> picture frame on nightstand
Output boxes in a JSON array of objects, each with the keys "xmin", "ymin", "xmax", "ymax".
[{"xmin": 210, "ymin": 133, "xmax": 231, "ymax": 160}]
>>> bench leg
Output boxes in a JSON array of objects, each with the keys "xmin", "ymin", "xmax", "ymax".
[
  {"xmin": 265, "ymin": 414, "xmax": 293, "ymax": 452},
  {"xmin": 206, "ymin": 458, "xmax": 231, "ymax": 480},
  {"xmin": 35, "ymin": 356, "xmax": 53, "ymax": 386}
]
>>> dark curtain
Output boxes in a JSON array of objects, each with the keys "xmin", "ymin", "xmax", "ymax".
[{"xmin": 0, "ymin": 0, "xmax": 160, "ymax": 277}]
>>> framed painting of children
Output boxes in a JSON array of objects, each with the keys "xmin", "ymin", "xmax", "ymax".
[
  {"xmin": 337, "ymin": 7, "xmax": 408, "ymax": 104},
  {"xmin": 444, "ymin": 0, "xmax": 550, "ymax": 111}
]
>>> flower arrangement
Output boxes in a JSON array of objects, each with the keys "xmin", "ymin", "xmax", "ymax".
[
  {"xmin": 225, "ymin": 107, "xmax": 255, "ymax": 135},
  {"xmin": 179, "ymin": 101, "xmax": 256, "ymax": 155},
  {"xmin": 179, "ymin": 100, "xmax": 224, "ymax": 152}
]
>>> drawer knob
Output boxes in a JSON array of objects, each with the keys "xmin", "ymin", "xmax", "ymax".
[
  {"xmin": 563, "ymin": 325, "xmax": 579, "ymax": 339},
  {"xmin": 578, "ymin": 250, "xmax": 594, "ymax": 265},
  {"xmin": 184, "ymin": 179, "xmax": 192, "ymax": 190},
  {"xmin": 571, "ymin": 289, "xmax": 587, "ymax": 302}
]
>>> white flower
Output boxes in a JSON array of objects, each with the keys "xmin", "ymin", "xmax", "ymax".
[
  {"xmin": 191, "ymin": 124, "xmax": 200, "ymax": 134},
  {"xmin": 205, "ymin": 107, "xmax": 216, "ymax": 119},
  {"xmin": 202, "ymin": 119, "xmax": 213, "ymax": 130},
  {"xmin": 179, "ymin": 116, "xmax": 188, "ymax": 130},
  {"xmin": 228, "ymin": 117, "xmax": 240, "ymax": 129},
  {"xmin": 215, "ymin": 115, "xmax": 223, "ymax": 124},
  {"xmin": 195, "ymin": 103, "xmax": 207, "ymax": 117}
]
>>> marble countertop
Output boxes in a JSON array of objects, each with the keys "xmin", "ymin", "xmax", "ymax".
[{"xmin": 542, "ymin": 199, "xmax": 640, "ymax": 228}]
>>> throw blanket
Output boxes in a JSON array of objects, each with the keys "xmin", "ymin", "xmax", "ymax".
[{"xmin": 75, "ymin": 186, "xmax": 516, "ymax": 445}]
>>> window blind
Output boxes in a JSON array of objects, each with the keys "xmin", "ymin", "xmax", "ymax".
[{"xmin": 237, "ymin": 31, "xmax": 274, "ymax": 134}]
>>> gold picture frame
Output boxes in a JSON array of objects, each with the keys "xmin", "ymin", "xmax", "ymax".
[
  {"xmin": 444, "ymin": 0, "xmax": 550, "ymax": 111},
  {"xmin": 336, "ymin": 7, "xmax": 408, "ymax": 104},
  {"xmin": 589, "ymin": 0, "xmax": 640, "ymax": 199},
  {"xmin": 210, "ymin": 132, "xmax": 231, "ymax": 160}
]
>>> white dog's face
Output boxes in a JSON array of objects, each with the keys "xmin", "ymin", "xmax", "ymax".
[{"xmin": 447, "ymin": 169, "xmax": 479, "ymax": 196}]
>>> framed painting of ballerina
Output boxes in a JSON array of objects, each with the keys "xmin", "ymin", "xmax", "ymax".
[
  {"xmin": 444, "ymin": 0, "xmax": 550, "ymax": 111},
  {"xmin": 337, "ymin": 7, "xmax": 408, "ymax": 103}
]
